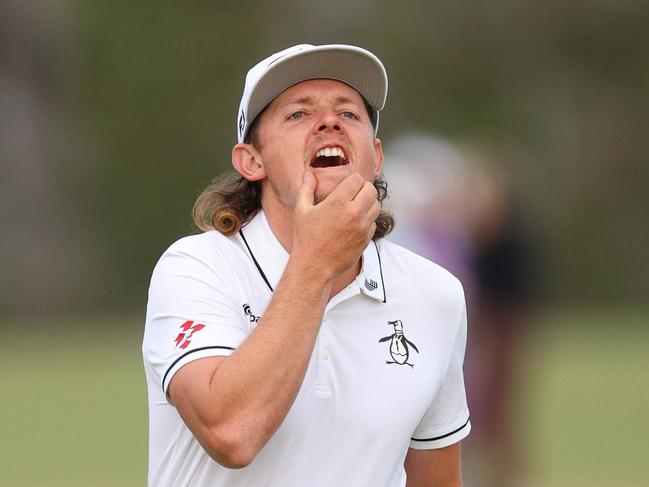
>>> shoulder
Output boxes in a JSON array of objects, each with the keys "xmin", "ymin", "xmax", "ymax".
[
  {"xmin": 151, "ymin": 230, "xmax": 241, "ymax": 281},
  {"xmin": 163, "ymin": 230, "xmax": 231, "ymax": 257},
  {"xmin": 377, "ymin": 239, "xmax": 463, "ymax": 287},
  {"xmin": 376, "ymin": 238, "xmax": 465, "ymax": 305}
]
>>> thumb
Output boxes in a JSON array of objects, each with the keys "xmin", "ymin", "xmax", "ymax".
[{"xmin": 296, "ymin": 170, "xmax": 316, "ymax": 210}]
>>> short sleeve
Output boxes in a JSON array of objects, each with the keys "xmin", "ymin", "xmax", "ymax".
[
  {"xmin": 410, "ymin": 292, "xmax": 471, "ymax": 449},
  {"xmin": 142, "ymin": 236, "xmax": 249, "ymax": 394}
]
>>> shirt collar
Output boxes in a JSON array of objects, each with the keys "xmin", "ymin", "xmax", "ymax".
[
  {"xmin": 356, "ymin": 240, "xmax": 387, "ymax": 302},
  {"xmin": 238, "ymin": 210, "xmax": 289, "ymax": 292},
  {"xmin": 239, "ymin": 210, "xmax": 386, "ymax": 303}
]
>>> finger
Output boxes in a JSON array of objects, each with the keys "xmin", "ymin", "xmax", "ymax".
[
  {"xmin": 325, "ymin": 173, "xmax": 364, "ymax": 202},
  {"xmin": 296, "ymin": 170, "xmax": 316, "ymax": 211},
  {"xmin": 352, "ymin": 181, "xmax": 380, "ymax": 209},
  {"xmin": 368, "ymin": 199, "xmax": 381, "ymax": 222},
  {"xmin": 359, "ymin": 201, "xmax": 381, "ymax": 233},
  {"xmin": 367, "ymin": 221, "xmax": 377, "ymax": 240}
]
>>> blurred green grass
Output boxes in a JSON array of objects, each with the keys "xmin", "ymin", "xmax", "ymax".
[
  {"xmin": 0, "ymin": 308, "xmax": 647, "ymax": 486},
  {"xmin": 523, "ymin": 308, "xmax": 649, "ymax": 486},
  {"xmin": 0, "ymin": 317, "xmax": 147, "ymax": 486}
]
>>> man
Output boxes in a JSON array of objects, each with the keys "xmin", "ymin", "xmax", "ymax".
[{"xmin": 143, "ymin": 44, "xmax": 470, "ymax": 487}]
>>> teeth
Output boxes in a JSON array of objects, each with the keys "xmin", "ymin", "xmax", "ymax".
[{"xmin": 316, "ymin": 147, "xmax": 344, "ymax": 158}]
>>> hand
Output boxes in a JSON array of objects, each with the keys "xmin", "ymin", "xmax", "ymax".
[{"xmin": 291, "ymin": 171, "xmax": 381, "ymax": 282}]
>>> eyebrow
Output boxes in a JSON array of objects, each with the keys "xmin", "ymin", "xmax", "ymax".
[
  {"xmin": 332, "ymin": 95, "xmax": 360, "ymax": 105},
  {"xmin": 286, "ymin": 95, "xmax": 362, "ymax": 106}
]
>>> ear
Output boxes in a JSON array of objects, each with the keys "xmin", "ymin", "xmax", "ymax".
[
  {"xmin": 373, "ymin": 138, "xmax": 384, "ymax": 177},
  {"xmin": 232, "ymin": 143, "xmax": 266, "ymax": 181}
]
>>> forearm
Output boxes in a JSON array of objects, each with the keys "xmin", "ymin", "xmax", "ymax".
[
  {"xmin": 170, "ymin": 172, "xmax": 379, "ymax": 467},
  {"xmin": 172, "ymin": 255, "xmax": 334, "ymax": 466},
  {"xmin": 404, "ymin": 444, "xmax": 462, "ymax": 487},
  {"xmin": 215, "ymin": 258, "xmax": 330, "ymax": 430}
]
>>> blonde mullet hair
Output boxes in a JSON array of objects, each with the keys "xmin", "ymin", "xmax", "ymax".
[{"xmin": 192, "ymin": 173, "xmax": 261, "ymax": 235}]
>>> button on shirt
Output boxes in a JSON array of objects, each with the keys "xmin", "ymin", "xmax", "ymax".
[{"xmin": 143, "ymin": 210, "xmax": 470, "ymax": 487}]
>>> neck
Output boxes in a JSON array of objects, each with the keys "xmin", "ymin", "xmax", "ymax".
[
  {"xmin": 261, "ymin": 197, "xmax": 362, "ymax": 298},
  {"xmin": 260, "ymin": 193, "xmax": 295, "ymax": 252}
]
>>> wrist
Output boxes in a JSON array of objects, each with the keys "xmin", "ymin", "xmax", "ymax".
[{"xmin": 285, "ymin": 251, "xmax": 336, "ymax": 291}]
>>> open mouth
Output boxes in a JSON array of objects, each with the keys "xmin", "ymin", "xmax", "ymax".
[{"xmin": 310, "ymin": 146, "xmax": 348, "ymax": 168}]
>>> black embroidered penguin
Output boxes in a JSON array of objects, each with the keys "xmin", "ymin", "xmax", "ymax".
[{"xmin": 379, "ymin": 320, "xmax": 419, "ymax": 367}]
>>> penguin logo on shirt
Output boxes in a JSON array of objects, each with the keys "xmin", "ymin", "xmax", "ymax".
[{"xmin": 379, "ymin": 320, "xmax": 419, "ymax": 367}]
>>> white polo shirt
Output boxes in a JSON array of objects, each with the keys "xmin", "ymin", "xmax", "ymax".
[{"xmin": 143, "ymin": 210, "xmax": 470, "ymax": 487}]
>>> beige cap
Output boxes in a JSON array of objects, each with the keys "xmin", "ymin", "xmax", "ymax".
[{"xmin": 237, "ymin": 43, "xmax": 388, "ymax": 143}]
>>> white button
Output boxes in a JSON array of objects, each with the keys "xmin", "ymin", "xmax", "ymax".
[
  {"xmin": 313, "ymin": 385, "xmax": 332, "ymax": 398},
  {"xmin": 323, "ymin": 350, "xmax": 331, "ymax": 360}
]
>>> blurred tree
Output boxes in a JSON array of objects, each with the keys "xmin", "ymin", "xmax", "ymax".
[{"xmin": 0, "ymin": 0, "xmax": 101, "ymax": 316}]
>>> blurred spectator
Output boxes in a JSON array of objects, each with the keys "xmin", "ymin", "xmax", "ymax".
[
  {"xmin": 385, "ymin": 134, "xmax": 537, "ymax": 487},
  {"xmin": 0, "ymin": 0, "xmax": 92, "ymax": 316},
  {"xmin": 385, "ymin": 136, "xmax": 476, "ymax": 291}
]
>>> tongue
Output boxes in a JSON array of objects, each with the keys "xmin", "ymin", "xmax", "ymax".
[{"xmin": 311, "ymin": 156, "xmax": 344, "ymax": 168}]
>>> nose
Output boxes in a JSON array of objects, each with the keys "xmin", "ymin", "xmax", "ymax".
[{"xmin": 315, "ymin": 110, "xmax": 341, "ymax": 133}]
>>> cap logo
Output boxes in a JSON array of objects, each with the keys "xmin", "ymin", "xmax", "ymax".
[{"xmin": 238, "ymin": 110, "xmax": 246, "ymax": 139}]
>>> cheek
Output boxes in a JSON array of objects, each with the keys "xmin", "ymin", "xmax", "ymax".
[
  {"xmin": 263, "ymin": 161, "xmax": 304, "ymax": 205},
  {"xmin": 360, "ymin": 152, "xmax": 380, "ymax": 179}
]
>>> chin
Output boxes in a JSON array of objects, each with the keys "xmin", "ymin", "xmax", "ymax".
[
  {"xmin": 314, "ymin": 188, "xmax": 333, "ymax": 204},
  {"xmin": 313, "ymin": 172, "xmax": 346, "ymax": 203},
  {"xmin": 314, "ymin": 179, "xmax": 341, "ymax": 203}
]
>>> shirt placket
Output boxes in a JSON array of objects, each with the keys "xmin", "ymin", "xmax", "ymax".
[
  {"xmin": 313, "ymin": 284, "xmax": 361, "ymax": 399},
  {"xmin": 313, "ymin": 315, "xmax": 333, "ymax": 399}
]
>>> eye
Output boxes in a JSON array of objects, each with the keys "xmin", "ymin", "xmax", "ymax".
[
  {"xmin": 288, "ymin": 111, "xmax": 305, "ymax": 120},
  {"xmin": 341, "ymin": 111, "xmax": 359, "ymax": 120}
]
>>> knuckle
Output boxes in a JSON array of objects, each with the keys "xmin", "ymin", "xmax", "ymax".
[
  {"xmin": 349, "ymin": 174, "xmax": 364, "ymax": 191},
  {"xmin": 349, "ymin": 205, "xmax": 364, "ymax": 221}
]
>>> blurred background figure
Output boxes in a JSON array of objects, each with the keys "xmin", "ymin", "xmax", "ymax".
[
  {"xmin": 385, "ymin": 134, "xmax": 538, "ymax": 487},
  {"xmin": 385, "ymin": 136, "xmax": 475, "ymax": 289}
]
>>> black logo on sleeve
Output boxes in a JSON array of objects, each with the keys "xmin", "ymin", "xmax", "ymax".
[
  {"xmin": 379, "ymin": 320, "xmax": 419, "ymax": 367},
  {"xmin": 243, "ymin": 303, "xmax": 260, "ymax": 323}
]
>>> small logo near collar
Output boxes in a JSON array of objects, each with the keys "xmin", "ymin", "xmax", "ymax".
[{"xmin": 364, "ymin": 278, "xmax": 378, "ymax": 291}]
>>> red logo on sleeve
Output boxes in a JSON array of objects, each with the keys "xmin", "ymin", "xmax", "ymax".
[{"xmin": 174, "ymin": 320, "xmax": 205, "ymax": 349}]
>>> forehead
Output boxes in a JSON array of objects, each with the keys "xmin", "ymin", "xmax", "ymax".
[{"xmin": 269, "ymin": 78, "xmax": 366, "ymax": 109}]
